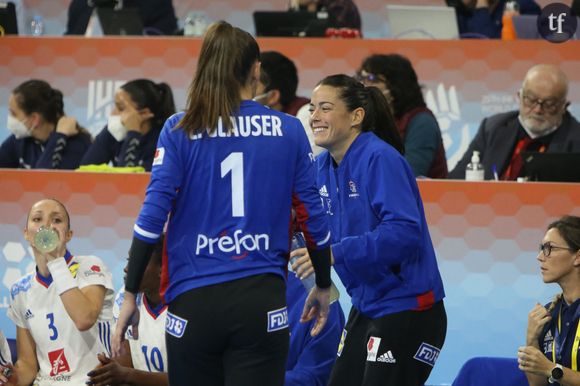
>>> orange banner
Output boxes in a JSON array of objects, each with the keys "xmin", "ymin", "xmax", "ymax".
[
  {"xmin": 2, "ymin": 37, "xmax": 580, "ymax": 171},
  {"xmin": 1, "ymin": 169, "xmax": 579, "ymax": 382}
]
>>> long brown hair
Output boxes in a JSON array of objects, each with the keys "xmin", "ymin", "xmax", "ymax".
[{"xmin": 179, "ymin": 21, "xmax": 260, "ymax": 135}]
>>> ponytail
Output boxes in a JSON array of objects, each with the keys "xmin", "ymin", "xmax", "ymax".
[
  {"xmin": 121, "ymin": 79, "xmax": 176, "ymax": 129},
  {"xmin": 13, "ymin": 80, "xmax": 65, "ymax": 125},
  {"xmin": 179, "ymin": 21, "xmax": 260, "ymax": 136},
  {"xmin": 156, "ymin": 82, "xmax": 176, "ymax": 127},
  {"xmin": 364, "ymin": 86, "xmax": 404, "ymax": 155},
  {"xmin": 547, "ymin": 293, "xmax": 563, "ymax": 313}
]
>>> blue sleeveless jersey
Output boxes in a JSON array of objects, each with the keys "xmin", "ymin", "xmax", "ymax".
[{"xmin": 133, "ymin": 101, "xmax": 330, "ymax": 303}]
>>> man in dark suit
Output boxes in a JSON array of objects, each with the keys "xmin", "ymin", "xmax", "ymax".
[
  {"xmin": 65, "ymin": 0, "xmax": 178, "ymax": 35},
  {"xmin": 449, "ymin": 64, "xmax": 580, "ymax": 180}
]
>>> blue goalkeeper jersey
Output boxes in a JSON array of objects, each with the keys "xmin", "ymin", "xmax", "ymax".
[{"xmin": 133, "ymin": 100, "xmax": 330, "ymax": 303}]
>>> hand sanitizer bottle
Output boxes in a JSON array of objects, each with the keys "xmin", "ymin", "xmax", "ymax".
[{"xmin": 466, "ymin": 150, "xmax": 484, "ymax": 181}]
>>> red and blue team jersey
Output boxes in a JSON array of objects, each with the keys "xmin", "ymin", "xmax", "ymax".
[{"xmin": 134, "ymin": 100, "xmax": 330, "ymax": 303}]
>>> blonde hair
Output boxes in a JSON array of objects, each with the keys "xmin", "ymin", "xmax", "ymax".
[{"xmin": 546, "ymin": 293, "xmax": 563, "ymax": 313}]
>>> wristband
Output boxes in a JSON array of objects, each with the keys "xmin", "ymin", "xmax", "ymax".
[
  {"xmin": 47, "ymin": 257, "xmax": 77, "ymax": 295},
  {"xmin": 125, "ymin": 236, "xmax": 156, "ymax": 294},
  {"xmin": 308, "ymin": 246, "xmax": 332, "ymax": 289}
]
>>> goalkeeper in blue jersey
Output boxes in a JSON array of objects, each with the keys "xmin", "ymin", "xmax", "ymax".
[{"xmin": 112, "ymin": 21, "xmax": 332, "ymax": 386}]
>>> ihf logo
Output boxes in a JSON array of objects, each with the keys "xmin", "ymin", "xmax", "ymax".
[
  {"xmin": 538, "ymin": 3, "xmax": 578, "ymax": 43},
  {"xmin": 87, "ymin": 79, "xmax": 125, "ymax": 136}
]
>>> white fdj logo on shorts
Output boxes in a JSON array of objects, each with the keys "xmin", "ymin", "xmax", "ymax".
[
  {"xmin": 366, "ymin": 336, "xmax": 381, "ymax": 362},
  {"xmin": 196, "ymin": 230, "xmax": 269, "ymax": 255},
  {"xmin": 267, "ymin": 306, "xmax": 288, "ymax": 332},
  {"xmin": 165, "ymin": 311, "xmax": 188, "ymax": 338},
  {"xmin": 414, "ymin": 342, "xmax": 441, "ymax": 367}
]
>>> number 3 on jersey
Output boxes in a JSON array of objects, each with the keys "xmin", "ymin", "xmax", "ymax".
[
  {"xmin": 46, "ymin": 312, "xmax": 58, "ymax": 340},
  {"xmin": 221, "ymin": 152, "xmax": 245, "ymax": 217}
]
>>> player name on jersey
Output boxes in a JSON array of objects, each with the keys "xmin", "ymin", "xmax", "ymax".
[{"xmin": 190, "ymin": 115, "xmax": 283, "ymax": 140}]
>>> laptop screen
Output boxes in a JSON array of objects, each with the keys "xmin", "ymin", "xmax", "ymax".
[
  {"xmin": 96, "ymin": 7, "xmax": 143, "ymax": 36},
  {"xmin": 253, "ymin": 10, "xmax": 330, "ymax": 37},
  {"xmin": 386, "ymin": 5, "xmax": 459, "ymax": 39},
  {"xmin": 521, "ymin": 152, "xmax": 580, "ymax": 182},
  {"xmin": 0, "ymin": 1, "xmax": 18, "ymax": 35}
]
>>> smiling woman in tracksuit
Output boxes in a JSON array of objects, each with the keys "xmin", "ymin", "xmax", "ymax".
[
  {"xmin": 304, "ymin": 74, "xmax": 447, "ymax": 386},
  {"xmin": 111, "ymin": 21, "xmax": 333, "ymax": 386}
]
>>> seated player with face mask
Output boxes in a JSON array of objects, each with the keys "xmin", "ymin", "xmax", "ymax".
[
  {"xmin": 80, "ymin": 79, "xmax": 175, "ymax": 172},
  {"xmin": 0, "ymin": 80, "xmax": 92, "ymax": 169}
]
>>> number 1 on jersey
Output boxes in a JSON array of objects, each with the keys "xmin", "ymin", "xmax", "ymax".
[{"xmin": 221, "ymin": 152, "xmax": 245, "ymax": 217}]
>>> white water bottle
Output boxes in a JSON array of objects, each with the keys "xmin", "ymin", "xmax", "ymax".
[
  {"xmin": 290, "ymin": 232, "xmax": 340, "ymax": 303},
  {"xmin": 465, "ymin": 150, "xmax": 484, "ymax": 181},
  {"xmin": 184, "ymin": 12, "xmax": 207, "ymax": 37},
  {"xmin": 290, "ymin": 233, "xmax": 317, "ymax": 291}
]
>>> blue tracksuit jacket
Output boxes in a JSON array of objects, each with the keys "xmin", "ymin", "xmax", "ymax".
[{"xmin": 316, "ymin": 131, "xmax": 445, "ymax": 318}]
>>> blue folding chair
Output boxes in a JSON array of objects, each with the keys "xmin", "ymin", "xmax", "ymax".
[{"xmin": 452, "ymin": 357, "xmax": 528, "ymax": 386}]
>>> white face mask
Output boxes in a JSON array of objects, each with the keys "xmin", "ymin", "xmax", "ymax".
[
  {"xmin": 7, "ymin": 115, "xmax": 32, "ymax": 139},
  {"xmin": 107, "ymin": 115, "xmax": 128, "ymax": 142}
]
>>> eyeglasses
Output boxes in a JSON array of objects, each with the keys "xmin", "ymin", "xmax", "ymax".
[
  {"xmin": 520, "ymin": 91, "xmax": 565, "ymax": 114},
  {"xmin": 538, "ymin": 242, "xmax": 575, "ymax": 257},
  {"xmin": 354, "ymin": 71, "xmax": 384, "ymax": 84}
]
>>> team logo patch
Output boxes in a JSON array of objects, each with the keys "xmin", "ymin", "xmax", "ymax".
[
  {"xmin": 165, "ymin": 311, "xmax": 188, "ymax": 338},
  {"xmin": 48, "ymin": 348, "xmax": 71, "ymax": 376},
  {"xmin": 153, "ymin": 147, "xmax": 165, "ymax": 166},
  {"xmin": 414, "ymin": 342, "xmax": 441, "ymax": 367},
  {"xmin": 337, "ymin": 329, "xmax": 347, "ymax": 357},
  {"xmin": 377, "ymin": 350, "xmax": 396, "ymax": 363},
  {"xmin": 366, "ymin": 336, "xmax": 381, "ymax": 362},
  {"xmin": 84, "ymin": 264, "xmax": 104, "ymax": 278},
  {"xmin": 267, "ymin": 307, "xmax": 288, "ymax": 332},
  {"xmin": 348, "ymin": 180, "xmax": 359, "ymax": 198},
  {"xmin": 543, "ymin": 329, "xmax": 555, "ymax": 353},
  {"xmin": 24, "ymin": 308, "xmax": 34, "ymax": 320},
  {"xmin": 68, "ymin": 262, "xmax": 79, "ymax": 278}
]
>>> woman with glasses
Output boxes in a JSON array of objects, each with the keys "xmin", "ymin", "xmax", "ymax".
[
  {"xmin": 449, "ymin": 64, "xmax": 580, "ymax": 181},
  {"xmin": 518, "ymin": 215, "xmax": 580, "ymax": 386},
  {"xmin": 293, "ymin": 74, "xmax": 447, "ymax": 386},
  {"xmin": 356, "ymin": 54, "xmax": 448, "ymax": 179}
]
